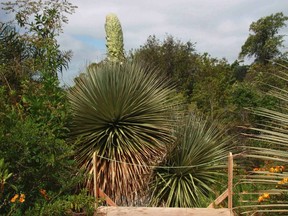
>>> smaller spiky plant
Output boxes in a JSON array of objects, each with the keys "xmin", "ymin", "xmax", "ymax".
[{"xmin": 149, "ymin": 114, "xmax": 232, "ymax": 207}]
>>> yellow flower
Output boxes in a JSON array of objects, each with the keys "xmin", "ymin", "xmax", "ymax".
[
  {"xmin": 10, "ymin": 194, "xmax": 19, "ymax": 203},
  {"xmin": 258, "ymin": 193, "xmax": 270, "ymax": 202},
  {"xmin": 278, "ymin": 180, "xmax": 284, "ymax": 185},
  {"xmin": 253, "ymin": 168, "xmax": 259, "ymax": 171},
  {"xmin": 258, "ymin": 196, "xmax": 264, "ymax": 202},
  {"xmin": 277, "ymin": 177, "xmax": 288, "ymax": 186},
  {"xmin": 19, "ymin": 194, "xmax": 25, "ymax": 203},
  {"xmin": 263, "ymin": 193, "xmax": 270, "ymax": 199},
  {"xmin": 269, "ymin": 167, "xmax": 275, "ymax": 173}
]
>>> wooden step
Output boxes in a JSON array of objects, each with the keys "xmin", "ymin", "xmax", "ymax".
[{"xmin": 97, "ymin": 207, "xmax": 233, "ymax": 216}]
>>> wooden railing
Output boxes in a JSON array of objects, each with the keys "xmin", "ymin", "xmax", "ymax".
[
  {"xmin": 93, "ymin": 152, "xmax": 234, "ymax": 211},
  {"xmin": 208, "ymin": 152, "xmax": 233, "ymax": 212}
]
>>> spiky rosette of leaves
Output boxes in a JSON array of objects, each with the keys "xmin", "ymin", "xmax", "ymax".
[
  {"xmin": 68, "ymin": 61, "xmax": 178, "ymax": 204},
  {"xmin": 149, "ymin": 114, "xmax": 232, "ymax": 207}
]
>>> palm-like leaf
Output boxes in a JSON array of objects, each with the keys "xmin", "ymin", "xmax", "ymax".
[
  {"xmin": 68, "ymin": 61, "xmax": 177, "ymax": 204},
  {"xmin": 149, "ymin": 114, "xmax": 232, "ymax": 207},
  {"xmin": 239, "ymin": 65, "xmax": 288, "ymax": 214}
]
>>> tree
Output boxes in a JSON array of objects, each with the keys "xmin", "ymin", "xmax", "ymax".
[
  {"xmin": 0, "ymin": 23, "xmax": 31, "ymax": 89},
  {"xmin": 131, "ymin": 35, "xmax": 198, "ymax": 100},
  {"xmin": 0, "ymin": 1, "xmax": 79, "ymax": 214},
  {"xmin": 2, "ymin": 0, "xmax": 76, "ymax": 35},
  {"xmin": 190, "ymin": 54, "xmax": 234, "ymax": 119},
  {"xmin": 239, "ymin": 12, "xmax": 288, "ymax": 64},
  {"xmin": 1, "ymin": 0, "xmax": 76, "ymax": 80}
]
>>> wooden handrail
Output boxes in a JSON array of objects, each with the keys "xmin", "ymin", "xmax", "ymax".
[
  {"xmin": 207, "ymin": 189, "xmax": 228, "ymax": 208},
  {"xmin": 228, "ymin": 152, "xmax": 233, "ymax": 210},
  {"xmin": 208, "ymin": 152, "xmax": 233, "ymax": 211},
  {"xmin": 98, "ymin": 188, "xmax": 117, "ymax": 206}
]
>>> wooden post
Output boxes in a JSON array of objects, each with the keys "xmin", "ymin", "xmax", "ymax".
[
  {"xmin": 93, "ymin": 152, "xmax": 98, "ymax": 210},
  {"xmin": 228, "ymin": 152, "xmax": 233, "ymax": 211}
]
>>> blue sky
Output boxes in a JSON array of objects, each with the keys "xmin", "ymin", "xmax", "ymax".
[{"xmin": 73, "ymin": 35, "xmax": 106, "ymax": 50}]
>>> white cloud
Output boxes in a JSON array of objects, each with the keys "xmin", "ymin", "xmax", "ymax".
[{"xmin": 2, "ymin": 0, "xmax": 288, "ymax": 85}]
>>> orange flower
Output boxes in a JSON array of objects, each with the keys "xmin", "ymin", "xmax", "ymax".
[
  {"xmin": 258, "ymin": 195, "xmax": 264, "ymax": 202},
  {"xmin": 253, "ymin": 168, "xmax": 259, "ymax": 171},
  {"xmin": 10, "ymin": 194, "xmax": 19, "ymax": 203},
  {"xmin": 40, "ymin": 189, "xmax": 46, "ymax": 195},
  {"xmin": 263, "ymin": 193, "xmax": 270, "ymax": 199},
  {"xmin": 40, "ymin": 189, "xmax": 50, "ymax": 200},
  {"xmin": 278, "ymin": 180, "xmax": 284, "ymax": 185},
  {"xmin": 275, "ymin": 166, "xmax": 281, "ymax": 173},
  {"xmin": 269, "ymin": 165, "xmax": 285, "ymax": 173},
  {"xmin": 19, "ymin": 194, "xmax": 25, "ymax": 203},
  {"xmin": 258, "ymin": 193, "xmax": 270, "ymax": 202},
  {"xmin": 277, "ymin": 177, "xmax": 288, "ymax": 185}
]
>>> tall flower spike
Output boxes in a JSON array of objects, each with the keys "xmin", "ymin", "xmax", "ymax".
[{"xmin": 105, "ymin": 13, "xmax": 125, "ymax": 62}]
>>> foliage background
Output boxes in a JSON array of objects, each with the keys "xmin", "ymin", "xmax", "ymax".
[{"xmin": 1, "ymin": 1, "xmax": 288, "ymax": 214}]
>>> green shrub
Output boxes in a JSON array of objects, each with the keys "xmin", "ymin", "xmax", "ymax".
[{"xmin": 26, "ymin": 190, "xmax": 96, "ymax": 216}]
